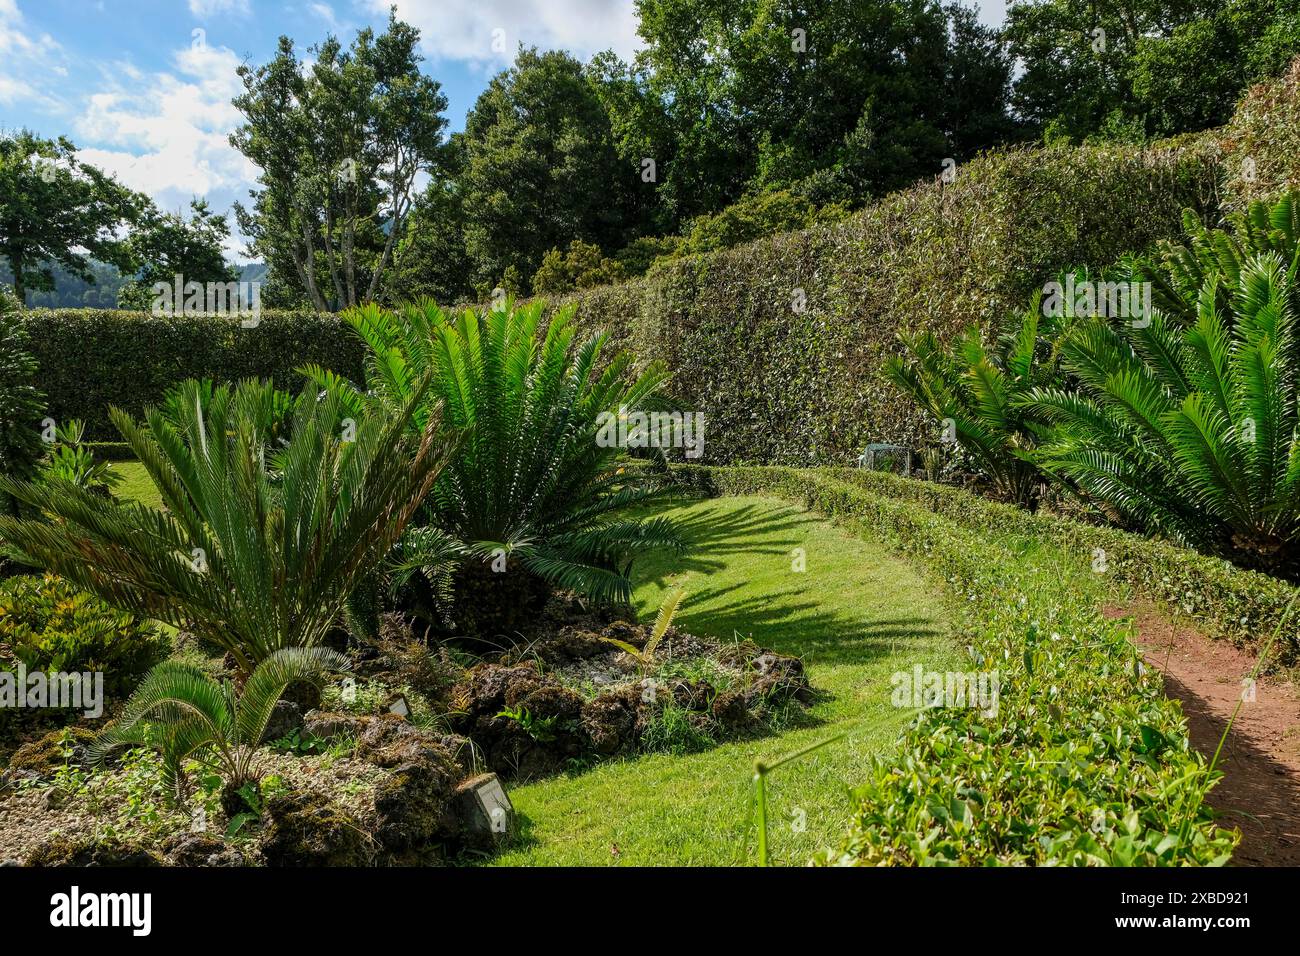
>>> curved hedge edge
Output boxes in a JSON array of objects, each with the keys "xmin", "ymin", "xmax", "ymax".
[
  {"xmin": 678, "ymin": 464, "xmax": 1235, "ymax": 866},
  {"xmin": 819, "ymin": 466, "xmax": 1300, "ymax": 665}
]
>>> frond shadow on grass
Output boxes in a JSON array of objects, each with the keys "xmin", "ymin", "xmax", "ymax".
[{"xmin": 632, "ymin": 498, "xmax": 942, "ymax": 667}]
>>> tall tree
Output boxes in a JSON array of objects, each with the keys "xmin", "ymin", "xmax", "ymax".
[
  {"xmin": 231, "ymin": 12, "xmax": 448, "ymax": 311},
  {"xmin": 1005, "ymin": 0, "xmax": 1300, "ymax": 142},
  {"xmin": 629, "ymin": 0, "xmax": 1015, "ymax": 214},
  {"xmin": 0, "ymin": 131, "xmax": 142, "ymax": 303},
  {"xmin": 460, "ymin": 47, "xmax": 628, "ymax": 293},
  {"xmin": 117, "ymin": 198, "xmax": 238, "ymax": 309}
]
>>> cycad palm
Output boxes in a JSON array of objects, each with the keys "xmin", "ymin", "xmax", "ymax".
[
  {"xmin": 91, "ymin": 647, "xmax": 348, "ymax": 811},
  {"xmin": 307, "ymin": 299, "xmax": 682, "ymax": 608},
  {"xmin": 0, "ymin": 377, "xmax": 454, "ymax": 672},
  {"xmin": 1023, "ymin": 195, "xmax": 1300, "ymax": 569},
  {"xmin": 886, "ymin": 294, "xmax": 1069, "ymax": 507}
]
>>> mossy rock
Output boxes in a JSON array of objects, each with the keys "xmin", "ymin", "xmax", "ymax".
[
  {"xmin": 5, "ymin": 727, "xmax": 97, "ymax": 778},
  {"xmin": 26, "ymin": 836, "xmax": 162, "ymax": 867},
  {"xmin": 260, "ymin": 790, "xmax": 373, "ymax": 867}
]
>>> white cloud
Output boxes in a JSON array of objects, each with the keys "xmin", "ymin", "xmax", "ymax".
[
  {"xmin": 0, "ymin": 0, "xmax": 66, "ymax": 107},
  {"xmin": 371, "ymin": 0, "xmax": 641, "ymax": 66},
  {"xmin": 188, "ymin": 0, "xmax": 251, "ymax": 18},
  {"xmin": 309, "ymin": 2, "xmax": 338, "ymax": 29},
  {"xmin": 72, "ymin": 42, "xmax": 256, "ymax": 236}
]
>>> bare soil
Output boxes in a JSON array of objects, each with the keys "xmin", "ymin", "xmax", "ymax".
[{"xmin": 1105, "ymin": 603, "xmax": 1300, "ymax": 866}]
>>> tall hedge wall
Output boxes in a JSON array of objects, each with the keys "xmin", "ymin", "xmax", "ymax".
[
  {"xmin": 1220, "ymin": 55, "xmax": 1300, "ymax": 209},
  {"xmin": 21, "ymin": 138, "xmax": 1220, "ymax": 453},
  {"xmin": 557, "ymin": 139, "xmax": 1221, "ymax": 465},
  {"xmin": 22, "ymin": 310, "xmax": 364, "ymax": 439}
]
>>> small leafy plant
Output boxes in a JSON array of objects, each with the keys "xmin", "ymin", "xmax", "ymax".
[
  {"xmin": 0, "ymin": 573, "xmax": 168, "ymax": 696},
  {"xmin": 39, "ymin": 419, "xmax": 121, "ymax": 496},
  {"xmin": 90, "ymin": 647, "xmax": 349, "ymax": 816}
]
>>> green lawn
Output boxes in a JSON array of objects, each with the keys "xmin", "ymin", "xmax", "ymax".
[
  {"xmin": 111, "ymin": 460, "xmax": 162, "ymax": 510},
  {"xmin": 489, "ymin": 495, "xmax": 957, "ymax": 866}
]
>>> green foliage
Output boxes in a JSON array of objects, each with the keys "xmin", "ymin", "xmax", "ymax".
[
  {"xmin": 554, "ymin": 139, "xmax": 1219, "ymax": 465},
  {"xmin": 886, "ymin": 295, "xmax": 1073, "ymax": 507},
  {"xmin": 1006, "ymin": 0, "xmax": 1300, "ymax": 142},
  {"xmin": 0, "ymin": 377, "xmax": 454, "ymax": 672},
  {"xmin": 231, "ymin": 13, "xmax": 449, "ymax": 311},
  {"xmin": 460, "ymin": 48, "xmax": 627, "ymax": 292},
  {"xmin": 20, "ymin": 143, "xmax": 1217, "ymax": 468},
  {"xmin": 0, "ymin": 574, "xmax": 168, "ymax": 697},
  {"xmin": 627, "ymin": 0, "xmax": 1015, "ymax": 221},
  {"xmin": 386, "ymin": 149, "xmax": 476, "ymax": 306},
  {"xmin": 612, "ymin": 235, "xmax": 682, "ymax": 278},
  {"xmin": 693, "ymin": 465, "xmax": 1235, "ymax": 865},
  {"xmin": 678, "ymin": 190, "xmax": 818, "ymax": 256},
  {"xmin": 116, "ymin": 199, "xmax": 239, "ymax": 310},
  {"xmin": 1023, "ymin": 195, "xmax": 1300, "ymax": 572},
  {"xmin": 38, "ymin": 419, "xmax": 121, "ymax": 496},
  {"xmin": 0, "ymin": 130, "xmax": 143, "ymax": 303},
  {"xmin": 308, "ymin": 299, "xmax": 683, "ymax": 604},
  {"xmin": 531, "ymin": 240, "xmax": 625, "ymax": 295},
  {"xmin": 1221, "ymin": 56, "xmax": 1300, "ymax": 209},
  {"xmin": 639, "ymin": 699, "xmax": 715, "ymax": 756},
  {"xmin": 91, "ymin": 648, "xmax": 348, "ymax": 805},
  {"xmin": 0, "ymin": 295, "xmax": 44, "ymax": 515},
  {"xmin": 602, "ymin": 585, "xmax": 684, "ymax": 674}
]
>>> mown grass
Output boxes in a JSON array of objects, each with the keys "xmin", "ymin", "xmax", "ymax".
[
  {"xmin": 488, "ymin": 495, "xmax": 958, "ymax": 866},
  {"xmin": 111, "ymin": 460, "xmax": 162, "ymax": 510}
]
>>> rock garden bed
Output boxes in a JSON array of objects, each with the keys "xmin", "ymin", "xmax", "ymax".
[{"xmin": 0, "ymin": 593, "xmax": 818, "ymax": 867}]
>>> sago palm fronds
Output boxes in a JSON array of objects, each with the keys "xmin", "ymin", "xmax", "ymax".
[
  {"xmin": 885, "ymin": 293, "xmax": 1072, "ymax": 508},
  {"xmin": 602, "ymin": 585, "xmax": 685, "ymax": 675},
  {"xmin": 1022, "ymin": 197, "xmax": 1300, "ymax": 567},
  {"xmin": 91, "ymin": 647, "xmax": 348, "ymax": 809},
  {"xmin": 307, "ymin": 298, "xmax": 684, "ymax": 606},
  {"xmin": 0, "ymin": 377, "xmax": 455, "ymax": 672}
]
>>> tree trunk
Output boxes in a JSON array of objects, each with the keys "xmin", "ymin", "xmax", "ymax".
[
  {"xmin": 323, "ymin": 198, "xmax": 346, "ymax": 311},
  {"xmin": 10, "ymin": 251, "xmax": 24, "ymax": 304}
]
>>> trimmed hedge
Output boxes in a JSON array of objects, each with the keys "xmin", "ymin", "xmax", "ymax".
[
  {"xmin": 558, "ymin": 139, "xmax": 1221, "ymax": 466},
  {"xmin": 1221, "ymin": 56, "xmax": 1300, "ymax": 209},
  {"xmin": 688, "ymin": 465, "xmax": 1234, "ymax": 865},
  {"xmin": 22, "ymin": 139, "xmax": 1218, "ymax": 452},
  {"xmin": 20, "ymin": 310, "xmax": 365, "ymax": 440}
]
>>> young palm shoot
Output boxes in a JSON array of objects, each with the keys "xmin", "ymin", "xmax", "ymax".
[
  {"xmin": 91, "ymin": 648, "xmax": 349, "ymax": 815},
  {"xmin": 602, "ymin": 585, "xmax": 685, "ymax": 676}
]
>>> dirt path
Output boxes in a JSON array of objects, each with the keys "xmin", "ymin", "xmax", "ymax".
[{"xmin": 1105, "ymin": 603, "xmax": 1300, "ymax": 866}]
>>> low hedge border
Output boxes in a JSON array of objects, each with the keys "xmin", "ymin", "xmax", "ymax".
[{"xmin": 683, "ymin": 465, "xmax": 1234, "ymax": 865}]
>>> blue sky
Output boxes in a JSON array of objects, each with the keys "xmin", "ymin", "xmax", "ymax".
[{"xmin": 0, "ymin": 0, "xmax": 1007, "ymax": 260}]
